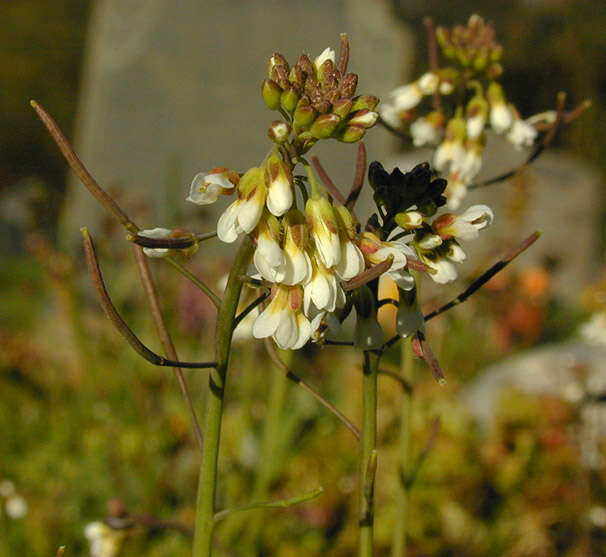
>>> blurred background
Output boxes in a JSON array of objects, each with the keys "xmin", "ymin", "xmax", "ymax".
[{"xmin": 1, "ymin": 1, "xmax": 605, "ymax": 555}]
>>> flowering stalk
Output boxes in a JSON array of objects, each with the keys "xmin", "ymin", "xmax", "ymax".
[
  {"xmin": 360, "ymin": 350, "xmax": 380, "ymax": 557},
  {"xmin": 193, "ymin": 235, "xmax": 255, "ymax": 557},
  {"xmin": 391, "ymin": 338, "xmax": 415, "ymax": 557}
]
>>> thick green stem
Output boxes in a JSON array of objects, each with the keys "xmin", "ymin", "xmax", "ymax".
[
  {"xmin": 391, "ymin": 339, "xmax": 415, "ymax": 557},
  {"xmin": 360, "ymin": 351, "xmax": 379, "ymax": 557},
  {"xmin": 192, "ymin": 236, "xmax": 254, "ymax": 557}
]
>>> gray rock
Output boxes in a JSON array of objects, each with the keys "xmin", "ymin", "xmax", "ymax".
[{"xmin": 61, "ymin": 0, "xmax": 413, "ymax": 250}]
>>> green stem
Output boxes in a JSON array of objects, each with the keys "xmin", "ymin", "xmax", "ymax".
[
  {"xmin": 192, "ymin": 235, "xmax": 254, "ymax": 557},
  {"xmin": 391, "ymin": 339, "xmax": 415, "ymax": 557},
  {"xmin": 360, "ymin": 351, "xmax": 379, "ymax": 557},
  {"xmin": 244, "ymin": 348, "xmax": 292, "ymax": 551}
]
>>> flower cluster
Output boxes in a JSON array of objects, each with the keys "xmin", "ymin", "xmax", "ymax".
[
  {"xmin": 261, "ymin": 46, "xmax": 379, "ymax": 151},
  {"xmin": 380, "ymin": 14, "xmax": 554, "ymax": 208},
  {"xmin": 181, "ymin": 40, "xmax": 494, "ymax": 352}
]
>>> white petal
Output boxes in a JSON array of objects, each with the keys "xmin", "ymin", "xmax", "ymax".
[
  {"xmin": 447, "ymin": 243, "xmax": 467, "ymax": 262},
  {"xmin": 490, "ymin": 104, "xmax": 512, "ymax": 133},
  {"xmin": 217, "ymin": 202, "xmax": 240, "ymax": 243},
  {"xmin": 282, "ymin": 249, "xmax": 312, "ymax": 286},
  {"xmin": 252, "ymin": 302, "xmax": 281, "ymax": 338},
  {"xmin": 417, "ymin": 234, "xmax": 443, "ymax": 250},
  {"xmin": 379, "ymin": 103, "xmax": 402, "ymax": 129},
  {"xmin": 274, "ymin": 311, "xmax": 299, "ymax": 349},
  {"xmin": 391, "ymin": 82, "xmax": 423, "ymax": 112},
  {"xmin": 266, "ymin": 177, "xmax": 293, "ymax": 217},
  {"xmin": 418, "ymin": 72, "xmax": 438, "ymax": 95},
  {"xmin": 428, "ymin": 259, "xmax": 458, "ymax": 284},
  {"xmin": 335, "ymin": 241, "xmax": 365, "ymax": 280},
  {"xmin": 291, "ymin": 314, "xmax": 312, "ymax": 350},
  {"xmin": 237, "ymin": 198, "xmax": 264, "ymax": 233},
  {"xmin": 461, "ymin": 204, "xmax": 494, "ymax": 229}
]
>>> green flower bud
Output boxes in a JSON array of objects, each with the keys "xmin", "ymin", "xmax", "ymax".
[
  {"xmin": 351, "ymin": 95, "xmax": 379, "ymax": 112},
  {"xmin": 310, "ymin": 114, "xmax": 341, "ymax": 139},
  {"xmin": 293, "ymin": 99, "xmax": 316, "ymax": 128},
  {"xmin": 261, "ymin": 79, "xmax": 282, "ymax": 110},
  {"xmin": 280, "ymin": 86, "xmax": 299, "ymax": 113},
  {"xmin": 332, "ymin": 98, "xmax": 353, "ymax": 119},
  {"xmin": 336, "ymin": 124, "xmax": 365, "ymax": 143}
]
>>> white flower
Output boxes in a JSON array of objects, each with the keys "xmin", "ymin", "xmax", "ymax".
[
  {"xmin": 359, "ymin": 232, "xmax": 415, "ymax": 290},
  {"xmin": 379, "ymin": 103, "xmax": 402, "ymax": 128},
  {"xmin": 334, "ymin": 238, "xmax": 365, "ymax": 281},
  {"xmin": 390, "ymin": 82, "xmax": 423, "ymax": 112},
  {"xmin": 453, "ymin": 141, "xmax": 483, "ymax": 183},
  {"xmin": 306, "ymin": 197, "xmax": 341, "ymax": 269},
  {"xmin": 422, "ymin": 255, "xmax": 458, "ymax": 284},
  {"xmin": 186, "ymin": 168, "xmax": 236, "ymax": 205},
  {"xmin": 487, "ymin": 82, "xmax": 512, "ymax": 133},
  {"xmin": 5, "ymin": 495, "xmax": 27, "ymax": 519},
  {"xmin": 85, "ymin": 522, "xmax": 122, "ymax": 557},
  {"xmin": 433, "ymin": 204, "xmax": 494, "ymax": 240},
  {"xmin": 434, "ymin": 117, "xmax": 467, "ymax": 173},
  {"xmin": 417, "ymin": 233, "xmax": 443, "ymax": 250},
  {"xmin": 411, "ymin": 116, "xmax": 440, "ymax": 147},
  {"xmin": 506, "ymin": 119, "xmax": 538, "ymax": 149},
  {"xmin": 434, "ymin": 140, "xmax": 465, "ymax": 173},
  {"xmin": 217, "ymin": 167, "xmax": 266, "ymax": 243},
  {"xmin": 252, "ymin": 285, "xmax": 313, "ymax": 350},
  {"xmin": 281, "ymin": 220, "xmax": 312, "ymax": 285},
  {"xmin": 490, "ymin": 102, "xmax": 512, "ymax": 133},
  {"xmin": 253, "ymin": 216, "xmax": 284, "ymax": 282},
  {"xmin": 444, "ymin": 170, "xmax": 468, "ymax": 210},
  {"xmin": 265, "ymin": 153, "xmax": 294, "ymax": 217},
  {"xmin": 418, "ymin": 72, "xmax": 439, "ymax": 95},
  {"xmin": 445, "ymin": 242, "xmax": 467, "ymax": 263},
  {"xmin": 304, "ymin": 258, "xmax": 345, "ymax": 314}
]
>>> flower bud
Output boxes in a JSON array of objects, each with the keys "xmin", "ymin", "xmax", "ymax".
[
  {"xmin": 310, "ymin": 113, "xmax": 341, "ymax": 139},
  {"xmin": 339, "ymin": 73, "xmax": 358, "ymax": 97},
  {"xmin": 293, "ymin": 98, "xmax": 317, "ymax": 128},
  {"xmin": 352, "ymin": 95, "xmax": 379, "ymax": 112},
  {"xmin": 336, "ymin": 124, "xmax": 365, "ymax": 143},
  {"xmin": 313, "ymin": 47, "xmax": 335, "ymax": 78},
  {"xmin": 280, "ymin": 86, "xmax": 299, "ymax": 113},
  {"xmin": 465, "ymin": 95, "xmax": 488, "ymax": 139},
  {"xmin": 265, "ymin": 152, "xmax": 294, "ymax": 216},
  {"xmin": 267, "ymin": 120, "xmax": 291, "ymax": 143},
  {"xmin": 261, "ymin": 79, "xmax": 282, "ymax": 110},
  {"xmin": 268, "ymin": 53, "xmax": 289, "ymax": 78},
  {"xmin": 394, "ymin": 211, "xmax": 423, "ymax": 229},
  {"xmin": 348, "ymin": 109, "xmax": 378, "ymax": 129},
  {"xmin": 332, "ymin": 98, "xmax": 353, "ymax": 119}
]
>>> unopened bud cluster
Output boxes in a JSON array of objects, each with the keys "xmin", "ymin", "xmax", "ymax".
[
  {"xmin": 262, "ymin": 46, "xmax": 379, "ymax": 153},
  {"xmin": 380, "ymin": 14, "xmax": 555, "ymax": 208}
]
